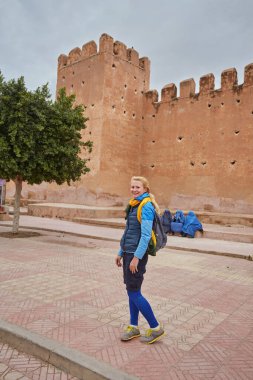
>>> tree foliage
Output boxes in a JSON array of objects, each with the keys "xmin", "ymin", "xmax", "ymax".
[{"xmin": 0, "ymin": 72, "xmax": 92, "ymax": 232}]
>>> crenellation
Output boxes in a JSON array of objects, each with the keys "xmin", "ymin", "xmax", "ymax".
[
  {"xmin": 99, "ymin": 33, "xmax": 114, "ymax": 53},
  {"xmin": 161, "ymin": 83, "xmax": 177, "ymax": 102},
  {"xmin": 180, "ymin": 78, "xmax": 196, "ymax": 98},
  {"xmin": 145, "ymin": 90, "xmax": 159, "ymax": 103},
  {"xmin": 58, "ymin": 54, "xmax": 68, "ymax": 69},
  {"xmin": 67, "ymin": 47, "xmax": 81, "ymax": 65},
  {"xmin": 221, "ymin": 68, "xmax": 238, "ymax": 90},
  {"xmin": 127, "ymin": 48, "xmax": 139, "ymax": 65},
  {"xmin": 113, "ymin": 41, "xmax": 127, "ymax": 59},
  {"xmin": 244, "ymin": 63, "xmax": 253, "ymax": 85},
  {"xmin": 139, "ymin": 57, "xmax": 150, "ymax": 71},
  {"xmin": 82, "ymin": 40, "xmax": 97, "ymax": 58},
  {"xmin": 199, "ymin": 73, "xmax": 215, "ymax": 94}
]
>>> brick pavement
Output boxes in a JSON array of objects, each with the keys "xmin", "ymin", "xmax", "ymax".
[
  {"xmin": 0, "ymin": 340, "xmax": 79, "ymax": 380},
  {"xmin": 0, "ymin": 225, "xmax": 253, "ymax": 379}
]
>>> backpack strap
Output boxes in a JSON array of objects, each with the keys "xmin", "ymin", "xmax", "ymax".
[
  {"xmin": 136, "ymin": 197, "xmax": 150, "ymax": 222},
  {"xmin": 137, "ymin": 197, "xmax": 157, "ymax": 248}
]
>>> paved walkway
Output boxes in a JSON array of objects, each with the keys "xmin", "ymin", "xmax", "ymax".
[
  {"xmin": 0, "ymin": 217, "xmax": 253, "ymax": 379},
  {"xmin": 0, "ymin": 340, "xmax": 79, "ymax": 380},
  {"xmin": 1, "ymin": 215, "xmax": 253, "ymax": 259}
]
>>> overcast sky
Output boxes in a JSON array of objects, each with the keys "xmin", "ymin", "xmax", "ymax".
[{"xmin": 1, "ymin": 0, "xmax": 253, "ymax": 99}]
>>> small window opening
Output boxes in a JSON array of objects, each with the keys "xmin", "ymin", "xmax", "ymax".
[
  {"xmin": 236, "ymin": 99, "xmax": 240, "ymax": 103},
  {"xmin": 234, "ymin": 130, "xmax": 240, "ymax": 135},
  {"xmin": 190, "ymin": 161, "xmax": 195, "ymax": 166},
  {"xmin": 201, "ymin": 161, "xmax": 207, "ymax": 166},
  {"xmin": 230, "ymin": 160, "xmax": 237, "ymax": 165},
  {"xmin": 177, "ymin": 136, "xmax": 183, "ymax": 141},
  {"xmin": 112, "ymin": 64, "xmax": 116, "ymax": 68},
  {"xmin": 208, "ymin": 103, "xmax": 212, "ymax": 108},
  {"xmin": 150, "ymin": 164, "xmax": 155, "ymax": 168}
]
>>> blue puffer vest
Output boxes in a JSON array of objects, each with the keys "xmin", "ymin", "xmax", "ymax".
[{"xmin": 120, "ymin": 205, "xmax": 141, "ymax": 253}]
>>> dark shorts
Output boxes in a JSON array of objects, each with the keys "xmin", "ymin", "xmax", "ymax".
[{"xmin": 123, "ymin": 252, "xmax": 148, "ymax": 291}]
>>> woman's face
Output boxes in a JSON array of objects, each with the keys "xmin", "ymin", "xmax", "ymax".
[{"xmin": 130, "ymin": 180, "xmax": 146, "ymax": 198}]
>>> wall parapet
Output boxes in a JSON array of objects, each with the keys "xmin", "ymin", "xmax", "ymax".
[
  {"xmin": 58, "ymin": 33, "xmax": 150, "ymax": 72},
  {"xmin": 180, "ymin": 79, "xmax": 195, "ymax": 98},
  {"xmin": 67, "ymin": 47, "xmax": 82, "ymax": 65},
  {"xmin": 221, "ymin": 68, "xmax": 237, "ymax": 90},
  {"xmin": 199, "ymin": 73, "xmax": 215, "ymax": 95},
  {"xmin": 161, "ymin": 84, "xmax": 177, "ymax": 101},
  {"xmin": 82, "ymin": 41, "xmax": 97, "ymax": 58},
  {"xmin": 244, "ymin": 63, "xmax": 253, "ymax": 85},
  {"xmin": 156, "ymin": 61, "xmax": 253, "ymax": 103},
  {"xmin": 57, "ymin": 33, "xmax": 253, "ymax": 108},
  {"xmin": 145, "ymin": 90, "xmax": 159, "ymax": 103}
]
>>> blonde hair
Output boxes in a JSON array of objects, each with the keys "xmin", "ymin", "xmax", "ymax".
[{"xmin": 131, "ymin": 176, "xmax": 160, "ymax": 214}]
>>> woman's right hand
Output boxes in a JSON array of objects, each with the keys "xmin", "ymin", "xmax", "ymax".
[{"xmin": 115, "ymin": 255, "xmax": 122, "ymax": 267}]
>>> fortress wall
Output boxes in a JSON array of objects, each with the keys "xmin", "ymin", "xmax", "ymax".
[
  {"xmin": 6, "ymin": 35, "xmax": 253, "ymax": 212},
  {"xmin": 141, "ymin": 66, "xmax": 253, "ymax": 212}
]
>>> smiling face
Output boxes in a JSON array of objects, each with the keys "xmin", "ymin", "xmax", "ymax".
[{"xmin": 130, "ymin": 179, "xmax": 146, "ymax": 198}]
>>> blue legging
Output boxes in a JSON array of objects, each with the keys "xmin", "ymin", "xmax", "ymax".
[{"xmin": 127, "ymin": 289, "xmax": 158, "ymax": 328}]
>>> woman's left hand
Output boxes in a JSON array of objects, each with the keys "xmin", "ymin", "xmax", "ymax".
[{"xmin": 130, "ymin": 257, "xmax": 139, "ymax": 273}]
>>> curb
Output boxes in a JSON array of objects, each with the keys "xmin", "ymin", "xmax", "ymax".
[
  {"xmin": 166, "ymin": 245, "xmax": 253, "ymax": 261},
  {"xmin": 0, "ymin": 223, "xmax": 119, "ymax": 242},
  {"xmin": 0, "ymin": 320, "xmax": 138, "ymax": 380}
]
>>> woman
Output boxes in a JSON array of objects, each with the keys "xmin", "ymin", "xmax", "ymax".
[{"xmin": 115, "ymin": 176, "xmax": 165, "ymax": 344}]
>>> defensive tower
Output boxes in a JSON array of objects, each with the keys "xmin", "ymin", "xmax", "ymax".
[{"xmin": 56, "ymin": 33, "xmax": 150, "ymax": 204}]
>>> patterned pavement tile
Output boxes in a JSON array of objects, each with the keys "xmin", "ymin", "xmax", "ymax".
[
  {"xmin": 44, "ymin": 316, "xmax": 103, "ymax": 344},
  {"xmin": 1, "ymin": 273, "xmax": 101, "ymax": 303},
  {"xmin": 1, "ymin": 232, "xmax": 253, "ymax": 379},
  {"xmin": 0, "ymin": 341, "xmax": 79, "ymax": 380}
]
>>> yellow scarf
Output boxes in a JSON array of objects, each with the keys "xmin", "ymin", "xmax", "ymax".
[
  {"xmin": 129, "ymin": 198, "xmax": 141, "ymax": 207},
  {"xmin": 128, "ymin": 196, "xmax": 156, "ymax": 247}
]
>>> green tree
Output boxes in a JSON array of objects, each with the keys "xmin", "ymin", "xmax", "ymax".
[{"xmin": 0, "ymin": 73, "xmax": 92, "ymax": 233}]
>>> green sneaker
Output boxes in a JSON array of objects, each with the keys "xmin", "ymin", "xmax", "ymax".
[
  {"xmin": 140, "ymin": 326, "xmax": 165, "ymax": 344},
  {"xmin": 120, "ymin": 326, "xmax": 141, "ymax": 341}
]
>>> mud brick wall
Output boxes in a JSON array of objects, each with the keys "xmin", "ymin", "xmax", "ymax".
[{"xmin": 7, "ymin": 34, "xmax": 253, "ymax": 213}]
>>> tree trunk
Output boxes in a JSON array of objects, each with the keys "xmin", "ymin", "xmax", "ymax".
[{"xmin": 12, "ymin": 175, "xmax": 22, "ymax": 234}]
